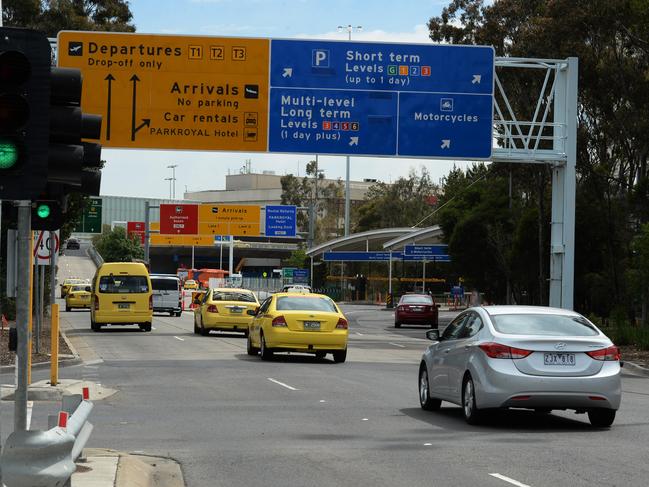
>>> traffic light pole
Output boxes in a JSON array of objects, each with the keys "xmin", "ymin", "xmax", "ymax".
[{"xmin": 14, "ymin": 201, "xmax": 31, "ymax": 431}]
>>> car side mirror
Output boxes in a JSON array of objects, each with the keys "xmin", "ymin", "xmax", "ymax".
[
  {"xmin": 247, "ymin": 309, "xmax": 257, "ymax": 316},
  {"xmin": 85, "ymin": 286, "xmax": 91, "ymax": 292},
  {"xmin": 435, "ymin": 304, "xmax": 441, "ymax": 308},
  {"xmin": 426, "ymin": 330, "xmax": 440, "ymax": 341}
]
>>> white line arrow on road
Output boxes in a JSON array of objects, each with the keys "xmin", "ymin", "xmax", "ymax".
[
  {"xmin": 472, "ymin": 74, "xmax": 482, "ymax": 84},
  {"xmin": 441, "ymin": 139, "xmax": 451, "ymax": 149},
  {"xmin": 349, "ymin": 136, "xmax": 359, "ymax": 146},
  {"xmin": 282, "ymin": 68, "xmax": 293, "ymax": 78}
]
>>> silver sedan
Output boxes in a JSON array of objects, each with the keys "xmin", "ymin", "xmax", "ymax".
[{"xmin": 418, "ymin": 306, "xmax": 622, "ymax": 427}]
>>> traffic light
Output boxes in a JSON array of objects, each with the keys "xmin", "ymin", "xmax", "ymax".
[
  {"xmin": 31, "ymin": 200, "xmax": 63, "ymax": 231},
  {"xmin": 47, "ymin": 67, "xmax": 103, "ymax": 197},
  {"xmin": 0, "ymin": 27, "xmax": 51, "ymax": 200}
]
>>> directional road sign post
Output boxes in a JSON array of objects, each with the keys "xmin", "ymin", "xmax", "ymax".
[
  {"xmin": 58, "ymin": 32, "xmax": 494, "ymax": 160},
  {"xmin": 74, "ymin": 197, "xmax": 103, "ymax": 233},
  {"xmin": 265, "ymin": 205, "xmax": 297, "ymax": 237}
]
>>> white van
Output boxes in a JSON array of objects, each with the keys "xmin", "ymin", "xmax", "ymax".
[{"xmin": 150, "ymin": 274, "xmax": 182, "ymax": 317}]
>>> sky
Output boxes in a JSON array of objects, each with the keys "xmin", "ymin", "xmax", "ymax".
[{"xmin": 99, "ymin": 0, "xmax": 477, "ymax": 199}]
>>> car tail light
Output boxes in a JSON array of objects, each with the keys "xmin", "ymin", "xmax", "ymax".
[
  {"xmin": 336, "ymin": 318, "xmax": 348, "ymax": 329},
  {"xmin": 272, "ymin": 315, "xmax": 288, "ymax": 327},
  {"xmin": 149, "ymin": 294, "xmax": 153, "ymax": 311},
  {"xmin": 479, "ymin": 342, "xmax": 532, "ymax": 359},
  {"xmin": 207, "ymin": 305, "xmax": 219, "ymax": 313},
  {"xmin": 586, "ymin": 345, "xmax": 620, "ymax": 361},
  {"xmin": 94, "ymin": 296, "xmax": 99, "ymax": 311}
]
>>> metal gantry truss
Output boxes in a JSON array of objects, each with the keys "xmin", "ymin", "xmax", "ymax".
[{"xmin": 491, "ymin": 56, "xmax": 578, "ymax": 309}]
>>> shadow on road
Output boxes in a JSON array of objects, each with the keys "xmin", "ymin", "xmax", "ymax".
[{"xmin": 400, "ymin": 406, "xmax": 602, "ymax": 432}]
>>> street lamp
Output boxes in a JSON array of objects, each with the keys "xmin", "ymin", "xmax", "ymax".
[
  {"xmin": 167, "ymin": 164, "xmax": 178, "ymax": 199},
  {"xmin": 164, "ymin": 177, "xmax": 173, "ymax": 199},
  {"xmin": 337, "ymin": 24, "xmax": 362, "ymax": 236}
]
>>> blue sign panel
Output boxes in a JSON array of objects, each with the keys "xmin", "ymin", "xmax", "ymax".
[
  {"xmin": 268, "ymin": 88, "xmax": 397, "ymax": 155},
  {"xmin": 323, "ymin": 251, "xmax": 403, "ymax": 262},
  {"xmin": 270, "ymin": 40, "xmax": 494, "ymax": 94},
  {"xmin": 265, "ymin": 205, "xmax": 297, "ymax": 237},
  {"xmin": 292, "ymin": 269, "xmax": 309, "ymax": 283},
  {"xmin": 404, "ymin": 244, "xmax": 449, "ymax": 257},
  {"xmin": 214, "ymin": 235, "xmax": 232, "ymax": 242},
  {"xmin": 398, "ymin": 92, "xmax": 492, "ymax": 158},
  {"xmin": 268, "ymin": 39, "xmax": 494, "ymax": 160},
  {"xmin": 402, "ymin": 254, "xmax": 451, "ymax": 262}
]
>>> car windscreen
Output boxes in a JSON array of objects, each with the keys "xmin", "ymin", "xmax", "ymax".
[
  {"xmin": 70, "ymin": 285, "xmax": 88, "ymax": 292},
  {"xmin": 276, "ymin": 296, "xmax": 337, "ymax": 312},
  {"xmin": 151, "ymin": 278, "xmax": 179, "ymax": 291},
  {"xmin": 213, "ymin": 291, "xmax": 256, "ymax": 302},
  {"xmin": 491, "ymin": 313, "xmax": 599, "ymax": 336},
  {"xmin": 401, "ymin": 295, "xmax": 433, "ymax": 304},
  {"xmin": 98, "ymin": 275, "xmax": 149, "ymax": 294}
]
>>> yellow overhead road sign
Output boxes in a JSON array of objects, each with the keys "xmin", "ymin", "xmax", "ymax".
[
  {"xmin": 150, "ymin": 235, "xmax": 214, "ymax": 247},
  {"xmin": 198, "ymin": 204, "xmax": 260, "ymax": 236},
  {"xmin": 57, "ymin": 31, "xmax": 269, "ymax": 151}
]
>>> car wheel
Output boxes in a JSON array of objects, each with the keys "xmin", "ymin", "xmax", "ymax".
[
  {"xmin": 332, "ymin": 349, "xmax": 347, "ymax": 363},
  {"xmin": 65, "ymin": 306, "xmax": 71, "ymax": 312},
  {"xmin": 91, "ymin": 320, "xmax": 101, "ymax": 332},
  {"xmin": 588, "ymin": 408, "xmax": 616, "ymax": 427},
  {"xmin": 139, "ymin": 323, "xmax": 152, "ymax": 332},
  {"xmin": 394, "ymin": 321, "xmax": 401, "ymax": 328},
  {"xmin": 462, "ymin": 375, "xmax": 483, "ymax": 425},
  {"xmin": 175, "ymin": 311, "xmax": 182, "ymax": 317},
  {"xmin": 243, "ymin": 329, "xmax": 249, "ymax": 338},
  {"xmin": 315, "ymin": 351, "xmax": 326, "ymax": 360},
  {"xmin": 199, "ymin": 316, "xmax": 209, "ymax": 336},
  {"xmin": 169, "ymin": 311, "xmax": 174, "ymax": 317},
  {"xmin": 260, "ymin": 333, "xmax": 273, "ymax": 361},
  {"xmin": 419, "ymin": 365, "xmax": 442, "ymax": 411},
  {"xmin": 246, "ymin": 333, "xmax": 258, "ymax": 356}
]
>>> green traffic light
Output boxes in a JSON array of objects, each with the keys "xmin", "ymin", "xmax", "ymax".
[
  {"xmin": 0, "ymin": 139, "xmax": 19, "ymax": 169},
  {"xmin": 36, "ymin": 204, "xmax": 51, "ymax": 219}
]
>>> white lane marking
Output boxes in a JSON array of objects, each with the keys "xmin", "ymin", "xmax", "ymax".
[
  {"xmin": 424, "ymin": 443, "xmax": 432, "ymax": 446},
  {"xmin": 389, "ymin": 342, "xmax": 406, "ymax": 348},
  {"xmin": 173, "ymin": 336, "xmax": 185, "ymax": 341},
  {"xmin": 267, "ymin": 378, "xmax": 298, "ymax": 391},
  {"xmin": 319, "ymin": 400, "xmax": 326, "ymax": 403},
  {"xmin": 355, "ymin": 332, "xmax": 364, "ymax": 336},
  {"xmin": 362, "ymin": 418, "xmax": 369, "ymax": 421},
  {"xmin": 489, "ymin": 473, "xmax": 531, "ymax": 487},
  {"xmin": 152, "ymin": 327, "xmax": 157, "ymax": 330}
]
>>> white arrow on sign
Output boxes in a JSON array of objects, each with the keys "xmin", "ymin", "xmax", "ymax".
[
  {"xmin": 282, "ymin": 68, "xmax": 293, "ymax": 78},
  {"xmin": 441, "ymin": 139, "xmax": 451, "ymax": 149},
  {"xmin": 472, "ymin": 74, "xmax": 482, "ymax": 84},
  {"xmin": 349, "ymin": 136, "xmax": 359, "ymax": 146}
]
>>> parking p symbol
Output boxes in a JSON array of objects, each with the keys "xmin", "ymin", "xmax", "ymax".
[{"xmin": 312, "ymin": 49, "xmax": 330, "ymax": 68}]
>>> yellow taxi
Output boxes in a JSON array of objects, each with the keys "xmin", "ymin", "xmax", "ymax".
[
  {"xmin": 194, "ymin": 288, "xmax": 259, "ymax": 336},
  {"xmin": 65, "ymin": 284, "xmax": 92, "ymax": 311},
  {"xmin": 60, "ymin": 278, "xmax": 87, "ymax": 298},
  {"xmin": 184, "ymin": 279, "xmax": 199, "ymax": 290},
  {"xmin": 247, "ymin": 292, "xmax": 349, "ymax": 363}
]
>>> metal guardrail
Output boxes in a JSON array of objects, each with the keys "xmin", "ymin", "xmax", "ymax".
[
  {"xmin": 0, "ymin": 392, "xmax": 94, "ymax": 487},
  {"xmin": 86, "ymin": 244, "xmax": 104, "ymax": 268}
]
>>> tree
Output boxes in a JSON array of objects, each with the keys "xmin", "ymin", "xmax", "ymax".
[
  {"xmin": 354, "ymin": 167, "xmax": 439, "ymax": 232},
  {"xmin": 428, "ymin": 0, "xmax": 649, "ymax": 316},
  {"xmin": 283, "ymin": 249, "xmax": 307, "ymax": 268},
  {"xmin": 2, "ymin": 0, "xmax": 136, "ymax": 36},
  {"xmin": 92, "ymin": 226, "xmax": 143, "ymax": 263}
]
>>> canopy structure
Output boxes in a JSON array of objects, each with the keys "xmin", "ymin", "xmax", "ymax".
[
  {"xmin": 305, "ymin": 228, "xmax": 418, "ymax": 257},
  {"xmin": 382, "ymin": 225, "xmax": 445, "ymax": 250}
]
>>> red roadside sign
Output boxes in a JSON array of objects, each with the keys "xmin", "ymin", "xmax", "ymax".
[
  {"xmin": 160, "ymin": 204, "xmax": 199, "ymax": 235},
  {"xmin": 127, "ymin": 221, "xmax": 146, "ymax": 244}
]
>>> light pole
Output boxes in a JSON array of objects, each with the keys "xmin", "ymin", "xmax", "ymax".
[
  {"xmin": 167, "ymin": 164, "xmax": 178, "ymax": 199},
  {"xmin": 164, "ymin": 177, "xmax": 173, "ymax": 199},
  {"xmin": 337, "ymin": 24, "xmax": 361, "ymax": 236}
]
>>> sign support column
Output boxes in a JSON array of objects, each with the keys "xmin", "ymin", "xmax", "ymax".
[
  {"xmin": 144, "ymin": 201, "xmax": 150, "ymax": 265},
  {"xmin": 15, "ymin": 201, "xmax": 31, "ymax": 431}
]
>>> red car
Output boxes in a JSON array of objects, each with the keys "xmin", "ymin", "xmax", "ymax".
[{"xmin": 394, "ymin": 294, "xmax": 438, "ymax": 329}]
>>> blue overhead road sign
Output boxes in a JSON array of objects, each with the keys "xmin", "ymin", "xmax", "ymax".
[
  {"xmin": 265, "ymin": 205, "xmax": 297, "ymax": 237},
  {"xmin": 323, "ymin": 251, "xmax": 403, "ymax": 262},
  {"xmin": 403, "ymin": 244, "xmax": 448, "ymax": 257},
  {"xmin": 268, "ymin": 39, "xmax": 494, "ymax": 159}
]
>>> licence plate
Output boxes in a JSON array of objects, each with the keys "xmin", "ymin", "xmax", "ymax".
[
  {"xmin": 230, "ymin": 308, "xmax": 243, "ymax": 314},
  {"xmin": 544, "ymin": 352, "xmax": 576, "ymax": 366},
  {"xmin": 304, "ymin": 321, "xmax": 320, "ymax": 330},
  {"xmin": 411, "ymin": 307, "xmax": 423, "ymax": 312},
  {"xmin": 118, "ymin": 303, "xmax": 130, "ymax": 310}
]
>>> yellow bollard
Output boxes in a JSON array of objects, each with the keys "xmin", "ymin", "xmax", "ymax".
[{"xmin": 51, "ymin": 303, "xmax": 59, "ymax": 386}]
